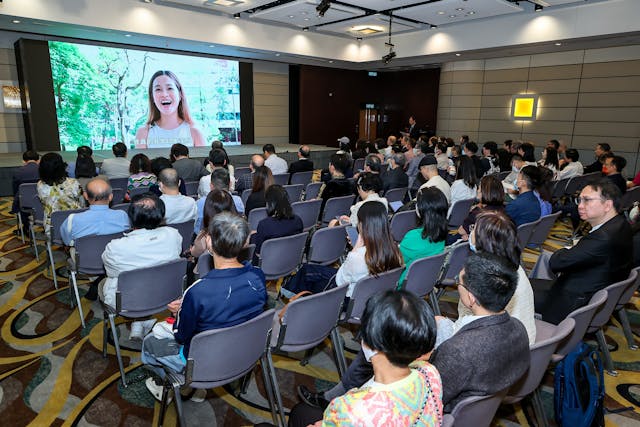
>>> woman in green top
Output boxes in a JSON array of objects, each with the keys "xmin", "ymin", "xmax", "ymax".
[{"xmin": 399, "ymin": 187, "xmax": 448, "ymax": 283}]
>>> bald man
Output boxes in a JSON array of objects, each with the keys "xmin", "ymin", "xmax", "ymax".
[
  {"xmin": 236, "ymin": 154, "xmax": 265, "ymax": 193},
  {"xmin": 159, "ymin": 168, "xmax": 197, "ymax": 224},
  {"xmin": 289, "ymin": 145, "xmax": 314, "ymax": 176}
]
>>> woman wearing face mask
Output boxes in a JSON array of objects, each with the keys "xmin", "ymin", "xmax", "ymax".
[
  {"xmin": 449, "ymin": 156, "xmax": 478, "ymax": 217},
  {"xmin": 457, "ymin": 174, "xmax": 505, "ymax": 241}
]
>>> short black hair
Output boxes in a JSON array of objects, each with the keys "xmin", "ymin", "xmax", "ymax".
[
  {"xmin": 548, "ymin": 139, "xmax": 560, "ymax": 150},
  {"xmin": 39, "ymin": 152, "xmax": 67, "ymax": 186},
  {"xmin": 208, "ymin": 149, "xmax": 227, "ymax": 167},
  {"xmin": 357, "ymin": 172, "xmax": 383, "ymax": 194},
  {"xmin": 609, "ymin": 155, "xmax": 627, "ymax": 172},
  {"xmin": 586, "ymin": 178, "xmax": 623, "ymax": 212},
  {"xmin": 391, "ymin": 152, "xmax": 406, "ymax": 167},
  {"xmin": 128, "ymin": 193, "xmax": 165, "ymax": 230},
  {"xmin": 464, "ymin": 141, "xmax": 478, "ymax": 154},
  {"xmin": 597, "ymin": 143, "xmax": 611, "ymax": 152},
  {"xmin": 112, "ymin": 142, "xmax": 127, "ymax": 157},
  {"xmin": 75, "ymin": 155, "xmax": 98, "ymax": 179},
  {"xmin": 360, "ymin": 290, "xmax": 436, "ymax": 368},
  {"xmin": 77, "ymin": 145, "xmax": 93, "ymax": 158},
  {"xmin": 364, "ymin": 154, "xmax": 381, "ymax": 173},
  {"xmin": 483, "ymin": 141, "xmax": 498, "ymax": 156},
  {"xmin": 265, "ymin": 185, "xmax": 293, "ymax": 219},
  {"xmin": 462, "ymin": 252, "xmax": 518, "ymax": 312},
  {"xmin": 211, "ymin": 140, "xmax": 224, "ymax": 150},
  {"xmin": 211, "ymin": 168, "xmax": 231, "ymax": 191},
  {"xmin": 150, "ymin": 157, "xmax": 173, "ymax": 177},
  {"xmin": 565, "ymin": 148, "xmax": 580, "ymax": 162},
  {"xmin": 299, "ymin": 146, "xmax": 310, "ymax": 158},
  {"xmin": 208, "ymin": 212, "xmax": 249, "ymax": 259},
  {"xmin": 519, "ymin": 142, "xmax": 535, "ymax": 161},
  {"xmin": 329, "ymin": 153, "xmax": 350, "ymax": 175},
  {"xmin": 23, "ymin": 150, "xmax": 39, "ymax": 162},
  {"xmin": 170, "ymin": 143, "xmax": 189, "ymax": 159},
  {"xmin": 263, "ymin": 144, "xmax": 276, "ymax": 154}
]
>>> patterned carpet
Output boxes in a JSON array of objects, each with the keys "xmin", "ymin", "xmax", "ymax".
[{"xmin": 0, "ymin": 196, "xmax": 639, "ymax": 426}]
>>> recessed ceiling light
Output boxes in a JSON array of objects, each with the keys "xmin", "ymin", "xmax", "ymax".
[
  {"xmin": 275, "ymin": 53, "xmax": 281, "ymax": 56},
  {"xmin": 449, "ymin": 15, "xmax": 457, "ymax": 18},
  {"xmin": 437, "ymin": 11, "xmax": 445, "ymax": 15},
  {"xmin": 303, "ymin": 17, "xmax": 310, "ymax": 21},
  {"xmin": 456, "ymin": 8, "xmax": 464, "ymax": 11},
  {"xmin": 211, "ymin": 0, "xmax": 243, "ymax": 5},
  {"xmin": 288, "ymin": 15, "xmax": 295, "ymax": 18},
  {"xmin": 209, "ymin": 44, "xmax": 216, "ymax": 48},
  {"xmin": 352, "ymin": 26, "xmax": 384, "ymax": 35},
  {"xmin": 329, "ymin": 60, "xmax": 334, "ymax": 63},
  {"xmin": 356, "ymin": 37, "xmax": 363, "ymax": 41},
  {"xmin": 12, "ymin": 20, "xmax": 20, "ymax": 24},
  {"xmin": 468, "ymin": 11, "xmax": 476, "ymax": 15},
  {"xmin": 301, "ymin": 11, "xmax": 308, "ymax": 15},
  {"xmin": 124, "ymin": 34, "xmax": 132, "ymax": 37},
  {"xmin": 143, "ymin": 0, "xmax": 152, "ymax": 3},
  {"xmin": 555, "ymin": 42, "xmax": 562, "ymax": 46},
  {"xmin": 233, "ymin": 13, "xmax": 240, "ymax": 19},
  {"xmin": 303, "ymin": 27, "xmax": 309, "ymax": 31},
  {"xmin": 455, "ymin": 53, "xmax": 461, "ymax": 56}
]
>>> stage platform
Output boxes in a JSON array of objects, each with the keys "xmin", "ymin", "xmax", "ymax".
[{"xmin": 0, "ymin": 143, "xmax": 336, "ymax": 196}]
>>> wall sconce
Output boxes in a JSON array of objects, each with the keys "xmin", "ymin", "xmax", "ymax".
[{"xmin": 511, "ymin": 94, "xmax": 538, "ymax": 120}]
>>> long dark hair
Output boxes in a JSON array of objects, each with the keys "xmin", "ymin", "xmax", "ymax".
[
  {"xmin": 478, "ymin": 175, "xmax": 505, "ymax": 207},
  {"xmin": 542, "ymin": 147, "xmax": 559, "ymax": 170},
  {"xmin": 415, "ymin": 187, "xmax": 448, "ymax": 243},
  {"xmin": 203, "ymin": 189, "xmax": 237, "ymax": 231},
  {"xmin": 39, "ymin": 152, "xmax": 67, "ymax": 186},
  {"xmin": 145, "ymin": 70, "xmax": 193, "ymax": 126},
  {"xmin": 357, "ymin": 201, "xmax": 403, "ymax": 276},
  {"xmin": 75, "ymin": 156, "xmax": 97, "ymax": 179},
  {"xmin": 129, "ymin": 153, "xmax": 152, "ymax": 174},
  {"xmin": 265, "ymin": 185, "xmax": 294, "ymax": 219},
  {"xmin": 455, "ymin": 156, "xmax": 478, "ymax": 189},
  {"xmin": 473, "ymin": 211, "xmax": 521, "ymax": 268},
  {"xmin": 252, "ymin": 166, "xmax": 274, "ymax": 194}
]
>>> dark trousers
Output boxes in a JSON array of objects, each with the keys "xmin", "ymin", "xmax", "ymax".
[
  {"xmin": 341, "ymin": 347, "xmax": 374, "ymax": 391},
  {"xmin": 284, "ymin": 263, "xmax": 338, "ymax": 294}
]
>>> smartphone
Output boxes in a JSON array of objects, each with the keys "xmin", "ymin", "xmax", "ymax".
[{"xmin": 345, "ymin": 226, "xmax": 359, "ymax": 245}]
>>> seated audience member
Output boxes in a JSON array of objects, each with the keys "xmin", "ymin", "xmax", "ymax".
[
  {"xmin": 100, "ymin": 142, "xmax": 131, "ymax": 179},
  {"xmin": 198, "ymin": 148, "xmax": 234, "ymax": 197},
  {"xmin": 331, "ymin": 173, "xmax": 387, "ymax": 227},
  {"xmin": 517, "ymin": 142, "xmax": 536, "ymax": 164},
  {"xmin": 382, "ymin": 152, "xmax": 408, "ymax": 193},
  {"xmin": 538, "ymin": 147, "xmax": 560, "ymax": 173},
  {"xmin": 245, "ymin": 166, "xmax": 274, "ymax": 214},
  {"xmin": 458, "ymin": 175, "xmax": 505, "ymax": 241},
  {"xmin": 418, "ymin": 156, "xmax": 451, "ymax": 204},
  {"xmin": 195, "ymin": 168, "xmax": 243, "ymax": 233},
  {"xmin": 430, "ymin": 252, "xmax": 530, "ymax": 412},
  {"xmin": 383, "ymin": 135, "xmax": 397, "ymax": 159},
  {"xmin": 555, "ymin": 148, "xmax": 584, "ymax": 180},
  {"xmin": 12, "ymin": 150, "xmax": 40, "ymax": 222},
  {"xmin": 149, "ymin": 157, "xmax": 187, "ymax": 196},
  {"xmin": 402, "ymin": 136, "xmax": 417, "ymax": 165},
  {"xmin": 37, "ymin": 152, "xmax": 84, "ymax": 228},
  {"xmin": 290, "ymin": 290, "xmax": 441, "ymax": 427},
  {"xmin": 75, "ymin": 155, "xmax": 108, "ymax": 191},
  {"xmin": 67, "ymin": 146, "xmax": 95, "ymax": 178},
  {"xmin": 405, "ymin": 141, "xmax": 427, "ymax": 189},
  {"xmin": 602, "ymin": 154, "xmax": 627, "ymax": 194},
  {"xmin": 497, "ymin": 141, "xmax": 513, "ymax": 172},
  {"xmin": 505, "ymin": 165, "xmax": 542, "ymax": 227},
  {"xmin": 142, "ymin": 212, "xmax": 267, "ymax": 400},
  {"xmin": 534, "ymin": 179, "xmax": 632, "ymax": 324},
  {"xmin": 434, "ymin": 141, "xmax": 449, "ymax": 171},
  {"xmin": 170, "ymin": 143, "xmax": 207, "ymax": 182},
  {"xmin": 449, "ymin": 156, "xmax": 478, "ymax": 216},
  {"xmin": 480, "ymin": 141, "xmax": 500, "ymax": 176},
  {"xmin": 100, "ymin": 193, "xmax": 182, "ymax": 309},
  {"xmin": 158, "ymin": 168, "xmax": 197, "ymax": 224},
  {"xmin": 399, "ymin": 187, "xmax": 447, "ymax": 283},
  {"xmin": 285, "ymin": 201, "xmax": 402, "ymax": 295},
  {"xmin": 236, "ymin": 154, "xmax": 265, "ymax": 194},
  {"xmin": 190, "ymin": 189, "xmax": 237, "ymax": 260},
  {"xmin": 128, "ymin": 153, "xmax": 156, "ymax": 190},
  {"xmin": 583, "ymin": 143, "xmax": 611, "ymax": 174},
  {"xmin": 289, "ymin": 145, "xmax": 314, "ymax": 175},
  {"xmin": 318, "ymin": 153, "xmax": 355, "ymax": 211},
  {"xmin": 204, "ymin": 141, "xmax": 236, "ymax": 180},
  {"xmin": 263, "ymin": 143, "xmax": 288, "ymax": 175},
  {"xmin": 440, "ymin": 211, "xmax": 536, "ymax": 345},
  {"xmin": 502, "ymin": 154, "xmax": 527, "ymax": 194},
  {"xmin": 60, "ymin": 178, "xmax": 130, "ymax": 300},
  {"xmin": 462, "ymin": 141, "xmax": 484, "ymax": 179},
  {"xmin": 251, "ymin": 184, "xmax": 303, "ymax": 257},
  {"xmin": 354, "ymin": 153, "xmax": 383, "ymax": 180}
]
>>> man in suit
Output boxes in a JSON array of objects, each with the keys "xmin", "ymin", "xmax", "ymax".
[
  {"xmin": 288, "ymin": 145, "xmax": 314, "ymax": 175},
  {"xmin": 382, "ymin": 153, "xmax": 408, "ymax": 193},
  {"xmin": 407, "ymin": 115, "xmax": 420, "ymax": 140},
  {"xmin": 12, "ymin": 150, "xmax": 40, "ymax": 231},
  {"xmin": 535, "ymin": 179, "xmax": 633, "ymax": 324}
]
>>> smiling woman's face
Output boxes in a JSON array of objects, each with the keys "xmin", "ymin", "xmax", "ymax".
[{"xmin": 152, "ymin": 75, "xmax": 181, "ymax": 116}]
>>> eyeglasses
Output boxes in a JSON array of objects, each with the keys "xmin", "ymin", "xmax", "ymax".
[
  {"xmin": 575, "ymin": 197, "xmax": 604, "ymax": 205},
  {"xmin": 455, "ymin": 274, "xmax": 465, "ymax": 289}
]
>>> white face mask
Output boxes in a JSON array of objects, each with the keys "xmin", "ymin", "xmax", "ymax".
[
  {"xmin": 361, "ymin": 341, "xmax": 378, "ymax": 362},
  {"xmin": 413, "ymin": 148, "xmax": 420, "ymax": 155},
  {"xmin": 512, "ymin": 165, "xmax": 520, "ymax": 173}
]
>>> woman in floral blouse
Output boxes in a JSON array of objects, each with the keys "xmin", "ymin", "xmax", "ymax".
[{"xmin": 36, "ymin": 152, "xmax": 84, "ymax": 229}]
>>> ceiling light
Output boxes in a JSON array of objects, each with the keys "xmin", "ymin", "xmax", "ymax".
[
  {"xmin": 143, "ymin": 0, "xmax": 152, "ymax": 3},
  {"xmin": 535, "ymin": 4, "xmax": 543, "ymax": 11},
  {"xmin": 382, "ymin": 51, "xmax": 396, "ymax": 64},
  {"xmin": 356, "ymin": 37, "xmax": 363, "ymax": 41},
  {"xmin": 316, "ymin": 0, "xmax": 331, "ymax": 17},
  {"xmin": 209, "ymin": 44, "xmax": 216, "ymax": 48},
  {"xmin": 449, "ymin": 15, "xmax": 457, "ymax": 18},
  {"xmin": 275, "ymin": 53, "xmax": 281, "ymax": 56},
  {"xmin": 437, "ymin": 11, "xmax": 445, "ymax": 15},
  {"xmin": 456, "ymin": 7, "xmax": 464, "ymax": 11},
  {"xmin": 555, "ymin": 42, "xmax": 562, "ymax": 46},
  {"xmin": 211, "ymin": 0, "xmax": 244, "ymax": 5},
  {"xmin": 329, "ymin": 60, "xmax": 334, "ymax": 63},
  {"xmin": 430, "ymin": 24, "xmax": 438, "ymax": 29},
  {"xmin": 303, "ymin": 17, "xmax": 310, "ymax": 21},
  {"xmin": 468, "ymin": 11, "xmax": 476, "ymax": 15},
  {"xmin": 455, "ymin": 53, "xmax": 461, "ymax": 56},
  {"xmin": 353, "ymin": 26, "xmax": 383, "ymax": 35},
  {"xmin": 288, "ymin": 15, "xmax": 295, "ymax": 18},
  {"xmin": 124, "ymin": 34, "xmax": 132, "ymax": 37},
  {"xmin": 233, "ymin": 13, "xmax": 240, "ymax": 19},
  {"xmin": 303, "ymin": 27, "xmax": 309, "ymax": 31},
  {"xmin": 12, "ymin": 20, "xmax": 20, "ymax": 24}
]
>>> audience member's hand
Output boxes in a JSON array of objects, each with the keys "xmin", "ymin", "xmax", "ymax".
[
  {"xmin": 167, "ymin": 298, "xmax": 182, "ymax": 315},
  {"xmin": 339, "ymin": 215, "xmax": 350, "ymax": 224}
]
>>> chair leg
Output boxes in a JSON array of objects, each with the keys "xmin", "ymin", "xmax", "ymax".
[
  {"xmin": 172, "ymin": 382, "xmax": 186, "ymax": 427},
  {"xmin": 239, "ymin": 371, "xmax": 252, "ymax": 395},
  {"xmin": 429, "ymin": 289, "xmax": 441, "ymax": 316},
  {"xmin": 595, "ymin": 328, "xmax": 617, "ymax": 376},
  {"xmin": 300, "ymin": 348, "xmax": 314, "ymax": 366},
  {"xmin": 532, "ymin": 389, "xmax": 549, "ymax": 427},
  {"xmin": 102, "ymin": 315, "xmax": 108, "ymax": 358},
  {"xmin": 108, "ymin": 313, "xmax": 128, "ymax": 387},
  {"xmin": 261, "ymin": 355, "xmax": 281, "ymax": 427},
  {"xmin": 266, "ymin": 349, "xmax": 287, "ymax": 427},
  {"xmin": 158, "ymin": 382, "xmax": 169, "ymax": 427},
  {"xmin": 16, "ymin": 214, "xmax": 25, "ymax": 243},
  {"xmin": 617, "ymin": 309, "xmax": 639, "ymax": 350},
  {"xmin": 330, "ymin": 327, "xmax": 347, "ymax": 379},
  {"xmin": 69, "ymin": 272, "xmax": 85, "ymax": 329},
  {"xmin": 46, "ymin": 240, "xmax": 58, "ymax": 289},
  {"xmin": 29, "ymin": 219, "xmax": 39, "ymax": 261}
]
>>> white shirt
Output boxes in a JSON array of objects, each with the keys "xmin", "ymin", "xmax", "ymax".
[
  {"xmin": 335, "ymin": 246, "xmax": 369, "ymax": 298},
  {"xmin": 198, "ymin": 167, "xmax": 236, "ymax": 198},
  {"xmin": 265, "ymin": 154, "xmax": 288, "ymax": 175},
  {"xmin": 100, "ymin": 157, "xmax": 131, "ymax": 179},
  {"xmin": 556, "ymin": 161, "xmax": 584, "ymax": 180},
  {"xmin": 449, "ymin": 180, "xmax": 477, "ymax": 216},
  {"xmin": 419, "ymin": 175, "xmax": 452, "ymax": 204},
  {"xmin": 349, "ymin": 195, "xmax": 388, "ymax": 227},
  {"xmin": 160, "ymin": 193, "xmax": 198, "ymax": 224}
]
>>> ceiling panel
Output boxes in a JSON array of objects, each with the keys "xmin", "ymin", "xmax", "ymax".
[
  {"xmin": 159, "ymin": 0, "xmax": 276, "ymax": 14},
  {"xmin": 338, "ymin": 0, "xmax": 437, "ymax": 11},
  {"xmin": 249, "ymin": 0, "xmax": 365, "ymax": 28},
  {"xmin": 317, "ymin": 14, "xmax": 422, "ymax": 38},
  {"xmin": 395, "ymin": 0, "xmax": 523, "ymax": 26}
]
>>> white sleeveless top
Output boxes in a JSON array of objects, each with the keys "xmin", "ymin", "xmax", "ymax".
[{"xmin": 145, "ymin": 121, "xmax": 193, "ymax": 148}]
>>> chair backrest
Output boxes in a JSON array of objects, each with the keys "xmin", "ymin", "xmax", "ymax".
[
  {"xmin": 564, "ymin": 173, "xmax": 595, "ymax": 196},
  {"xmin": 616, "ymin": 266, "xmax": 640, "ymax": 310},
  {"xmin": 321, "ymin": 195, "xmax": 355, "ymax": 225},
  {"xmin": 554, "ymin": 289, "xmax": 607, "ymax": 357},
  {"xmin": 620, "ymin": 186, "xmax": 640, "ymax": 211},
  {"xmin": 352, "ymin": 158, "xmax": 365, "ymax": 173},
  {"xmin": 551, "ymin": 177, "xmax": 571, "ymax": 199},
  {"xmin": 241, "ymin": 188, "xmax": 252, "ymax": 206},
  {"xmin": 278, "ymin": 286, "xmax": 349, "ymax": 352},
  {"xmin": 305, "ymin": 182, "xmax": 323, "ymax": 200},
  {"xmin": 344, "ymin": 267, "xmax": 404, "ymax": 324},
  {"xmin": 110, "ymin": 187, "xmax": 125, "ymax": 205},
  {"xmin": 259, "ymin": 232, "xmax": 308, "ymax": 280},
  {"xmin": 129, "ymin": 186, "xmax": 152, "ymax": 198},
  {"xmin": 292, "ymin": 199, "xmax": 322, "ymax": 231},
  {"xmin": 74, "ymin": 232, "xmax": 126, "ymax": 275},
  {"xmin": 440, "ymin": 242, "xmax": 471, "ymax": 284},
  {"xmin": 186, "ymin": 309, "xmax": 276, "ymax": 388},
  {"xmin": 516, "ymin": 220, "xmax": 537, "ymax": 251},
  {"xmin": 384, "ymin": 187, "xmax": 408, "ymax": 204},
  {"xmin": 448, "ymin": 198, "xmax": 475, "ymax": 228},
  {"xmin": 184, "ymin": 180, "xmax": 199, "ymax": 197},
  {"xmin": 109, "ymin": 178, "xmax": 129, "ymax": 192},
  {"xmin": 290, "ymin": 171, "xmax": 313, "ymax": 186},
  {"xmin": 273, "ymin": 173, "xmax": 290, "ymax": 186},
  {"xmin": 167, "ymin": 220, "xmax": 195, "ymax": 253},
  {"xmin": 308, "ymin": 225, "xmax": 348, "ymax": 265},
  {"xmin": 283, "ymin": 184, "xmax": 304, "ymax": 203},
  {"xmin": 390, "ymin": 210, "xmax": 418, "ymax": 242},
  {"xmin": 588, "ymin": 270, "xmax": 638, "ymax": 330},
  {"xmin": 507, "ymin": 318, "xmax": 575, "ymax": 400},
  {"xmin": 528, "ymin": 212, "xmax": 561, "ymax": 248},
  {"xmin": 235, "ymin": 166, "xmax": 251, "ymax": 179},
  {"xmin": 446, "ymin": 389, "xmax": 509, "ymax": 427},
  {"xmin": 19, "ymin": 183, "xmax": 44, "ymax": 222},
  {"xmin": 50, "ymin": 208, "xmax": 88, "ymax": 244},
  {"xmin": 403, "ymin": 252, "xmax": 447, "ymax": 297},
  {"xmin": 116, "ymin": 258, "xmax": 187, "ymax": 316},
  {"xmin": 248, "ymin": 207, "xmax": 268, "ymax": 231},
  {"xmin": 111, "ymin": 203, "xmax": 130, "ymax": 212},
  {"xmin": 197, "ymin": 244, "xmax": 256, "ymax": 279},
  {"xmin": 498, "ymin": 171, "xmax": 511, "ymax": 181}
]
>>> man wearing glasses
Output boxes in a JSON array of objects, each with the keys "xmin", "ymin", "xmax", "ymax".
[{"xmin": 534, "ymin": 179, "xmax": 632, "ymax": 324}]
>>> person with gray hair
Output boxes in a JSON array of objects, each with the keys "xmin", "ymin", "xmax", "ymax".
[
  {"xmin": 142, "ymin": 211, "xmax": 267, "ymax": 401},
  {"xmin": 159, "ymin": 168, "xmax": 197, "ymax": 224},
  {"xmin": 382, "ymin": 152, "xmax": 408, "ymax": 193}
]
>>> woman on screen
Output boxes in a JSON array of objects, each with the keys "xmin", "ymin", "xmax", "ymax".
[{"xmin": 135, "ymin": 70, "xmax": 206, "ymax": 149}]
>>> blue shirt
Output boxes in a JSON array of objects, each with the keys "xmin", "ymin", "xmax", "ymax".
[
  {"xmin": 194, "ymin": 192, "xmax": 244, "ymax": 234},
  {"xmin": 506, "ymin": 191, "xmax": 541, "ymax": 227},
  {"xmin": 60, "ymin": 204, "xmax": 130, "ymax": 245}
]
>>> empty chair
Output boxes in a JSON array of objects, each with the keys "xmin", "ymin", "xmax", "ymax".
[
  {"xmin": 321, "ymin": 195, "xmax": 355, "ymax": 226},
  {"xmin": 390, "ymin": 210, "xmax": 418, "ymax": 242},
  {"xmin": 615, "ymin": 266, "xmax": 640, "ymax": 350},
  {"xmin": 448, "ymin": 198, "xmax": 475, "ymax": 229},
  {"xmin": 384, "ymin": 187, "xmax": 408, "ymax": 204},
  {"xmin": 47, "ymin": 208, "xmax": 88, "ymax": 289},
  {"xmin": 111, "ymin": 187, "xmax": 125, "ymax": 205},
  {"xmin": 266, "ymin": 286, "xmax": 349, "ymax": 425},
  {"xmin": 292, "ymin": 199, "xmax": 322, "ymax": 231},
  {"xmin": 498, "ymin": 171, "xmax": 511, "ymax": 181},
  {"xmin": 101, "ymin": 258, "xmax": 188, "ymax": 386},
  {"xmin": 290, "ymin": 171, "xmax": 313, "ymax": 186},
  {"xmin": 167, "ymin": 220, "xmax": 195, "ymax": 254},
  {"xmin": 241, "ymin": 188, "xmax": 252, "ymax": 206},
  {"xmin": 259, "ymin": 232, "xmax": 308, "ymax": 285},
  {"xmin": 272, "ymin": 173, "xmax": 290, "ymax": 186},
  {"xmin": 551, "ymin": 177, "xmax": 572, "ymax": 200},
  {"xmin": 564, "ymin": 174, "xmax": 593, "ymax": 196},
  {"xmin": 158, "ymin": 309, "xmax": 278, "ymax": 427},
  {"xmin": 439, "ymin": 241, "xmax": 471, "ymax": 286},
  {"xmin": 516, "ymin": 220, "xmax": 537, "ymax": 251},
  {"xmin": 305, "ymin": 182, "xmax": 323, "ymax": 200},
  {"xmin": 184, "ymin": 180, "xmax": 199, "ymax": 197},
  {"xmin": 504, "ymin": 318, "xmax": 576, "ymax": 426},
  {"xmin": 403, "ymin": 252, "xmax": 447, "ymax": 313},
  {"xmin": 442, "ymin": 389, "xmax": 509, "ymax": 427},
  {"xmin": 283, "ymin": 184, "xmax": 304, "ymax": 203},
  {"xmin": 527, "ymin": 212, "xmax": 561, "ymax": 252},
  {"xmin": 352, "ymin": 158, "xmax": 365, "ymax": 174},
  {"xmin": 234, "ymin": 166, "xmax": 251, "ymax": 179},
  {"xmin": 308, "ymin": 225, "xmax": 348, "ymax": 265},
  {"xmin": 129, "ymin": 185, "xmax": 152, "ymax": 198},
  {"xmin": 247, "ymin": 207, "xmax": 268, "ymax": 232},
  {"xmin": 620, "ymin": 186, "xmax": 640, "ymax": 211},
  {"xmin": 109, "ymin": 178, "xmax": 129, "ymax": 192},
  {"xmin": 342, "ymin": 267, "xmax": 404, "ymax": 325},
  {"xmin": 19, "ymin": 183, "xmax": 45, "ymax": 260}
]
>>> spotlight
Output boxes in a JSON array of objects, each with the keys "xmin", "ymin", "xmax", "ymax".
[
  {"xmin": 534, "ymin": 4, "xmax": 543, "ymax": 11},
  {"xmin": 430, "ymin": 24, "xmax": 438, "ymax": 29},
  {"xmin": 382, "ymin": 51, "xmax": 396, "ymax": 64},
  {"xmin": 316, "ymin": 0, "xmax": 331, "ymax": 17},
  {"xmin": 303, "ymin": 27, "xmax": 309, "ymax": 31},
  {"xmin": 234, "ymin": 13, "xmax": 240, "ymax": 19}
]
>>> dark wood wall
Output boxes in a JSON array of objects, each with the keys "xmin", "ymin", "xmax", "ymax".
[{"xmin": 295, "ymin": 65, "xmax": 440, "ymax": 147}]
